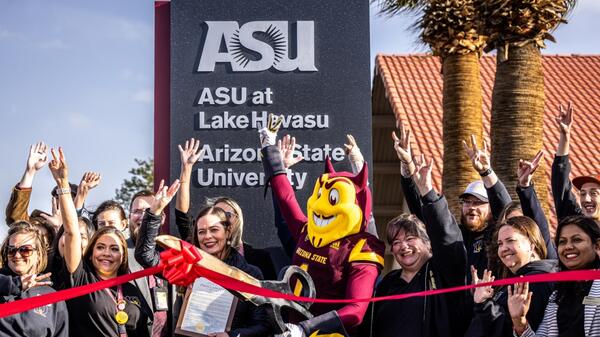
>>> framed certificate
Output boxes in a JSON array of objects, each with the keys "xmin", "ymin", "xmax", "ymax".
[{"xmin": 175, "ymin": 277, "xmax": 238, "ymax": 337}]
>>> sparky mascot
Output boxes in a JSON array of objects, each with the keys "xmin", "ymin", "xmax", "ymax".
[{"xmin": 259, "ymin": 115, "xmax": 385, "ymax": 337}]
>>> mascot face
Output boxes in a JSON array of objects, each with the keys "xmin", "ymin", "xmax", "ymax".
[{"xmin": 305, "ymin": 159, "xmax": 370, "ymax": 248}]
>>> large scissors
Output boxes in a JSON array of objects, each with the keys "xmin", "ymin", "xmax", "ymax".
[{"xmin": 155, "ymin": 235, "xmax": 315, "ymax": 334}]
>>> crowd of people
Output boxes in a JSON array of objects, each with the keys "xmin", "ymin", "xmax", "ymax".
[{"xmin": 1, "ymin": 103, "xmax": 599, "ymax": 337}]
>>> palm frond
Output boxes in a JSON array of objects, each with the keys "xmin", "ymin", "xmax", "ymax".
[
  {"xmin": 563, "ymin": 0, "xmax": 578, "ymax": 18},
  {"xmin": 372, "ymin": 0, "xmax": 427, "ymax": 16}
]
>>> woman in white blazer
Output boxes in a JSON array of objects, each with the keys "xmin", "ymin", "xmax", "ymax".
[{"xmin": 509, "ymin": 215, "xmax": 600, "ymax": 337}]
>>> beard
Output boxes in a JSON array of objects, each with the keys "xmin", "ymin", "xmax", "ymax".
[{"xmin": 461, "ymin": 212, "xmax": 489, "ymax": 232}]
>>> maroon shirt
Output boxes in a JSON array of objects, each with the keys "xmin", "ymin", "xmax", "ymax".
[{"xmin": 270, "ymin": 174, "xmax": 384, "ymax": 332}]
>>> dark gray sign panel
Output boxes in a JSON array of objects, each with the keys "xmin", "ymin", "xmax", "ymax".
[{"xmin": 169, "ymin": 0, "xmax": 372, "ymax": 249}]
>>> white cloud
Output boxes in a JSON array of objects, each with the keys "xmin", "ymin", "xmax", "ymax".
[{"xmin": 130, "ymin": 89, "xmax": 152, "ymax": 103}]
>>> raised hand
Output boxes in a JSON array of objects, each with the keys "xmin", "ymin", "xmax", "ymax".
[
  {"xmin": 79, "ymin": 172, "xmax": 101, "ymax": 193},
  {"xmin": 277, "ymin": 134, "xmax": 304, "ymax": 169},
  {"xmin": 507, "ymin": 282, "xmax": 532, "ymax": 334},
  {"xmin": 555, "ymin": 102, "xmax": 573, "ymax": 135},
  {"xmin": 471, "ymin": 266, "xmax": 495, "ymax": 304},
  {"xmin": 258, "ymin": 113, "xmax": 283, "ymax": 148},
  {"xmin": 462, "ymin": 135, "xmax": 491, "ymax": 174},
  {"xmin": 40, "ymin": 197, "xmax": 62, "ymax": 231},
  {"xmin": 344, "ymin": 134, "xmax": 365, "ymax": 173},
  {"xmin": 150, "ymin": 179, "xmax": 181, "ymax": 215},
  {"xmin": 20, "ymin": 272, "xmax": 52, "ymax": 291},
  {"xmin": 49, "ymin": 148, "xmax": 69, "ymax": 186},
  {"xmin": 26, "ymin": 142, "xmax": 49, "ymax": 172},
  {"xmin": 392, "ymin": 121, "xmax": 412, "ymax": 164},
  {"xmin": 414, "ymin": 154, "xmax": 433, "ymax": 196},
  {"xmin": 517, "ymin": 150, "xmax": 544, "ymax": 188},
  {"xmin": 178, "ymin": 138, "xmax": 203, "ymax": 168}
]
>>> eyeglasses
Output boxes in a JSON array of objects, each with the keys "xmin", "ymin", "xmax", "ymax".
[
  {"xmin": 7, "ymin": 244, "xmax": 37, "ymax": 258},
  {"xmin": 131, "ymin": 209, "xmax": 146, "ymax": 216},
  {"xmin": 459, "ymin": 199, "xmax": 488, "ymax": 207}
]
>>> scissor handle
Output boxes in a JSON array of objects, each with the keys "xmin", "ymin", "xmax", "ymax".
[{"xmin": 281, "ymin": 265, "xmax": 316, "ymax": 303}]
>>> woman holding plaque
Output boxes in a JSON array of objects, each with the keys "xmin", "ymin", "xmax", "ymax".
[
  {"xmin": 136, "ymin": 190, "xmax": 272, "ymax": 336},
  {"xmin": 172, "ymin": 138, "xmax": 278, "ymax": 280},
  {"xmin": 49, "ymin": 147, "xmax": 152, "ymax": 337}
]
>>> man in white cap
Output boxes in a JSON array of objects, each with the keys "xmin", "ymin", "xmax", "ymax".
[{"xmin": 393, "ymin": 127, "xmax": 511, "ymax": 281}]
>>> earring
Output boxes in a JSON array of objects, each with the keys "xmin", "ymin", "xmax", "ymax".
[{"xmin": 226, "ymin": 240, "xmax": 231, "ymax": 246}]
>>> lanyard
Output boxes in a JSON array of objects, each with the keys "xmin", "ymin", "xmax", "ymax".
[{"xmin": 105, "ymin": 285, "xmax": 128, "ymax": 337}]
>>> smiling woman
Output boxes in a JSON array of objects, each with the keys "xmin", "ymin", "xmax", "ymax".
[
  {"xmin": 0, "ymin": 221, "xmax": 68, "ymax": 336},
  {"xmin": 509, "ymin": 216, "xmax": 600, "ymax": 336},
  {"xmin": 465, "ymin": 216, "xmax": 556, "ymax": 337},
  {"xmin": 48, "ymin": 147, "xmax": 152, "ymax": 337}
]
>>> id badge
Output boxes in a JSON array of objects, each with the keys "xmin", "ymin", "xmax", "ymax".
[
  {"xmin": 152, "ymin": 286, "xmax": 169, "ymax": 311},
  {"xmin": 583, "ymin": 296, "xmax": 600, "ymax": 306}
]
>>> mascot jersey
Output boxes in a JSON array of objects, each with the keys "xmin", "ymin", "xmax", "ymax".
[{"xmin": 263, "ymin": 145, "xmax": 385, "ymax": 337}]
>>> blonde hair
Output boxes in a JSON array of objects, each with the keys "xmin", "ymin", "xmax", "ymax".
[{"xmin": 205, "ymin": 197, "xmax": 244, "ymax": 250}]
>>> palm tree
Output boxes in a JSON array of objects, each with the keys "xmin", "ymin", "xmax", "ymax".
[
  {"xmin": 479, "ymin": 0, "xmax": 575, "ymax": 213},
  {"xmin": 377, "ymin": 0, "xmax": 486, "ymax": 216}
]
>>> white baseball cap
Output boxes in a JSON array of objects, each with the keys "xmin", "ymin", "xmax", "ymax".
[{"xmin": 459, "ymin": 180, "xmax": 488, "ymax": 202}]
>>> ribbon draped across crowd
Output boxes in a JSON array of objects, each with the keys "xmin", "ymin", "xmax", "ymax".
[
  {"xmin": 4, "ymin": 105, "xmax": 600, "ymax": 337},
  {"xmin": 2, "ymin": 242, "xmax": 599, "ymax": 319}
]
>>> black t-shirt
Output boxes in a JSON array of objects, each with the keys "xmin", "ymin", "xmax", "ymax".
[
  {"xmin": 66, "ymin": 260, "xmax": 150, "ymax": 337},
  {"xmin": 373, "ymin": 269, "xmax": 427, "ymax": 337}
]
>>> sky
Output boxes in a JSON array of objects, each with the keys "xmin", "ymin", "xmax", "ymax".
[{"xmin": 0, "ymin": 0, "xmax": 598, "ymax": 240}]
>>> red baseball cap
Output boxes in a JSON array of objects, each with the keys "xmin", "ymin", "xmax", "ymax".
[{"xmin": 572, "ymin": 174, "xmax": 600, "ymax": 190}]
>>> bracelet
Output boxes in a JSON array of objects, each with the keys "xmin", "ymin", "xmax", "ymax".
[
  {"xmin": 56, "ymin": 187, "xmax": 71, "ymax": 195},
  {"xmin": 479, "ymin": 168, "xmax": 493, "ymax": 177}
]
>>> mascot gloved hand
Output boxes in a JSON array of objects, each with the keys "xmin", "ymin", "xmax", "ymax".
[
  {"xmin": 259, "ymin": 113, "xmax": 284, "ymax": 148},
  {"xmin": 275, "ymin": 311, "xmax": 348, "ymax": 337}
]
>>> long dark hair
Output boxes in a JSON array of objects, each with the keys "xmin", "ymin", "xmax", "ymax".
[
  {"xmin": 555, "ymin": 215, "xmax": 600, "ymax": 305},
  {"xmin": 555, "ymin": 215, "xmax": 600, "ymax": 271},
  {"xmin": 83, "ymin": 226, "xmax": 129, "ymax": 276}
]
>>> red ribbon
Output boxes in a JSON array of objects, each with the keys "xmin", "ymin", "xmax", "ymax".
[
  {"xmin": 1, "ymin": 245, "xmax": 600, "ymax": 319},
  {"xmin": 160, "ymin": 240, "xmax": 204, "ymax": 287}
]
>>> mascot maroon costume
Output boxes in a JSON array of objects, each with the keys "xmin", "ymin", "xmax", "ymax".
[{"xmin": 259, "ymin": 115, "xmax": 385, "ymax": 337}]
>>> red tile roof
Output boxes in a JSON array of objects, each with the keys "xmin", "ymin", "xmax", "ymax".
[{"xmin": 374, "ymin": 54, "xmax": 600, "ymax": 228}]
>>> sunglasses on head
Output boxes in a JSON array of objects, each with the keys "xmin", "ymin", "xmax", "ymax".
[{"xmin": 7, "ymin": 245, "xmax": 37, "ymax": 258}]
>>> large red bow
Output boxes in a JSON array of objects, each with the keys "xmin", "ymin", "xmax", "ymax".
[{"xmin": 159, "ymin": 240, "xmax": 203, "ymax": 287}]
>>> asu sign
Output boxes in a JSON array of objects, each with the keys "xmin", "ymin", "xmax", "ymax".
[
  {"xmin": 158, "ymin": 0, "xmax": 371, "ymax": 250},
  {"xmin": 198, "ymin": 21, "xmax": 318, "ymax": 72}
]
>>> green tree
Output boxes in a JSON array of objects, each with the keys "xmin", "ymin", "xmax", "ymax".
[{"xmin": 114, "ymin": 158, "xmax": 154, "ymax": 208}]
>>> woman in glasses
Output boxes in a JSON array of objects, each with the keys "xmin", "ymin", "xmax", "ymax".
[
  {"xmin": 0, "ymin": 221, "xmax": 68, "ymax": 336},
  {"xmin": 49, "ymin": 148, "xmax": 151, "ymax": 337}
]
